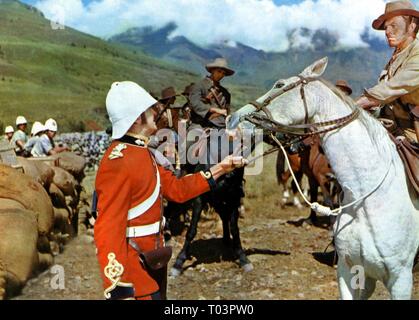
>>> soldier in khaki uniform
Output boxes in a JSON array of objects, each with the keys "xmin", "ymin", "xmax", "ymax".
[
  {"xmin": 357, "ymin": 0, "xmax": 419, "ymax": 144},
  {"xmin": 188, "ymin": 58, "xmax": 234, "ymax": 131},
  {"xmin": 335, "ymin": 80, "xmax": 353, "ymax": 96},
  {"xmin": 3, "ymin": 126, "xmax": 14, "ymax": 144}
]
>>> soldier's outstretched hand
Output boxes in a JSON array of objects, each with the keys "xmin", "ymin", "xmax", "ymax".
[{"xmin": 219, "ymin": 155, "xmax": 248, "ymax": 174}]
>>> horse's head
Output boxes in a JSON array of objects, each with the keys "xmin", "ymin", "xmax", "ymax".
[{"xmin": 227, "ymin": 57, "xmax": 329, "ymax": 133}]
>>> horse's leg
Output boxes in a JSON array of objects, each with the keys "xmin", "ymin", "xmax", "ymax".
[
  {"xmin": 307, "ymin": 176, "xmax": 319, "ymax": 224},
  {"xmin": 277, "ymin": 151, "xmax": 290, "ymax": 208},
  {"xmin": 337, "ymin": 260, "xmax": 356, "ymax": 300},
  {"xmin": 280, "ymin": 171, "xmax": 291, "ymax": 208},
  {"xmin": 386, "ymin": 269, "xmax": 413, "ymax": 300},
  {"xmin": 317, "ymin": 177, "xmax": 334, "ymax": 209},
  {"xmin": 302, "ymin": 175, "xmax": 309, "ymax": 199},
  {"xmin": 359, "ymin": 277, "xmax": 377, "ymax": 300},
  {"xmin": 221, "ymin": 211, "xmax": 231, "ymax": 246},
  {"xmin": 229, "ymin": 206, "xmax": 253, "ymax": 272},
  {"xmin": 170, "ymin": 197, "xmax": 204, "ymax": 277},
  {"xmin": 291, "ymin": 171, "xmax": 304, "ymax": 210}
]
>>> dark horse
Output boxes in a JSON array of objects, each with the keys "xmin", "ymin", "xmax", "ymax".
[
  {"xmin": 171, "ymin": 132, "xmax": 252, "ymax": 276},
  {"xmin": 152, "ymin": 103, "xmax": 253, "ymax": 276}
]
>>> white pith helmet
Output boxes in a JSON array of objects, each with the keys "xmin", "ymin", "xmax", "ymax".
[
  {"xmin": 106, "ymin": 81, "xmax": 157, "ymax": 140},
  {"xmin": 45, "ymin": 118, "xmax": 58, "ymax": 132},
  {"xmin": 31, "ymin": 121, "xmax": 46, "ymax": 136},
  {"xmin": 4, "ymin": 126, "xmax": 14, "ymax": 134},
  {"xmin": 16, "ymin": 116, "xmax": 27, "ymax": 126}
]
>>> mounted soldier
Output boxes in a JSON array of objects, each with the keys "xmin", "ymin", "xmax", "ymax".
[
  {"xmin": 159, "ymin": 87, "xmax": 178, "ymax": 108},
  {"xmin": 335, "ymin": 80, "xmax": 353, "ymax": 96},
  {"xmin": 356, "ymin": 0, "xmax": 419, "ymax": 193},
  {"xmin": 357, "ymin": 0, "xmax": 419, "ymax": 145},
  {"xmin": 188, "ymin": 58, "xmax": 234, "ymax": 131},
  {"xmin": 180, "ymin": 83, "xmax": 194, "ymax": 124},
  {"xmin": 185, "ymin": 58, "xmax": 235, "ymax": 166}
]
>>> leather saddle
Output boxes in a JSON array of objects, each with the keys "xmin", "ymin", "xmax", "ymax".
[
  {"xmin": 390, "ymin": 134, "xmax": 419, "ymax": 195},
  {"xmin": 380, "ymin": 118, "xmax": 419, "ymax": 195}
]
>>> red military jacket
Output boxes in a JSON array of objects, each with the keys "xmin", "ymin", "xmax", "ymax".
[{"xmin": 94, "ymin": 135, "xmax": 210, "ymax": 299}]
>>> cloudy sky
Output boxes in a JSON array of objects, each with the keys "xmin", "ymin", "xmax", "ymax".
[{"xmin": 20, "ymin": 0, "xmax": 419, "ymax": 51}]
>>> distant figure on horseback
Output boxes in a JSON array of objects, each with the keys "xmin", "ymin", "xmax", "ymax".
[
  {"xmin": 170, "ymin": 58, "xmax": 253, "ymax": 276},
  {"xmin": 335, "ymin": 80, "xmax": 353, "ymax": 97},
  {"xmin": 188, "ymin": 58, "xmax": 233, "ymax": 132}
]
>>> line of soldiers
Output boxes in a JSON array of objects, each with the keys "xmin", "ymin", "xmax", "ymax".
[{"xmin": 2, "ymin": 116, "xmax": 68, "ymax": 157}]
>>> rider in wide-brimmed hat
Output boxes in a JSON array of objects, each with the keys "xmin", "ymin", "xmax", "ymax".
[
  {"xmin": 335, "ymin": 80, "xmax": 353, "ymax": 96},
  {"xmin": 159, "ymin": 87, "xmax": 178, "ymax": 103},
  {"xmin": 357, "ymin": 0, "xmax": 419, "ymax": 143},
  {"xmin": 205, "ymin": 58, "xmax": 235, "ymax": 77},
  {"xmin": 188, "ymin": 57, "xmax": 235, "ymax": 130}
]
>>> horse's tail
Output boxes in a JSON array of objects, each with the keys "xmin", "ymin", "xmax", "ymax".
[{"xmin": 276, "ymin": 151, "xmax": 286, "ymax": 185}]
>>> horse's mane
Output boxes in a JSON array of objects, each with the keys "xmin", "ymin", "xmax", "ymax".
[{"xmin": 318, "ymin": 78, "xmax": 396, "ymax": 161}]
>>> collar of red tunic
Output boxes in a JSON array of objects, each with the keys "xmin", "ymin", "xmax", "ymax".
[{"xmin": 118, "ymin": 134, "xmax": 149, "ymax": 147}]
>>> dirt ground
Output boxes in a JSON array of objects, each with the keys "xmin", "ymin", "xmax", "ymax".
[{"xmin": 13, "ymin": 154, "xmax": 419, "ymax": 300}]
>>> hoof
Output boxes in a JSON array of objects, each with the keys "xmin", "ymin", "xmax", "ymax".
[
  {"xmin": 242, "ymin": 263, "xmax": 254, "ymax": 273},
  {"xmin": 170, "ymin": 267, "xmax": 182, "ymax": 278}
]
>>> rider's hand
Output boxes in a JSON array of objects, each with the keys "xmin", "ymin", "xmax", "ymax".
[
  {"xmin": 356, "ymin": 96, "xmax": 380, "ymax": 110},
  {"xmin": 209, "ymin": 155, "xmax": 248, "ymax": 181},
  {"xmin": 219, "ymin": 155, "xmax": 248, "ymax": 174},
  {"xmin": 209, "ymin": 108, "xmax": 228, "ymax": 117}
]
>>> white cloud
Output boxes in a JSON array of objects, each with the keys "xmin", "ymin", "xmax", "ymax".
[{"xmin": 34, "ymin": 0, "xmax": 396, "ymax": 51}]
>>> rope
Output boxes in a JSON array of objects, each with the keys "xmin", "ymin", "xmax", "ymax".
[{"xmin": 270, "ymin": 134, "xmax": 392, "ymax": 217}]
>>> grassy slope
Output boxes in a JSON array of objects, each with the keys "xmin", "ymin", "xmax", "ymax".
[{"xmin": 0, "ymin": 1, "xmax": 261, "ymax": 132}]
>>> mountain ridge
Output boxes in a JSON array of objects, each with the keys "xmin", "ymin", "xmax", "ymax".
[{"xmin": 110, "ymin": 23, "xmax": 393, "ymax": 95}]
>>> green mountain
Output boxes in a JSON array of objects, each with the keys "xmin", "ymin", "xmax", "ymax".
[{"xmin": 0, "ymin": 0, "xmax": 262, "ymax": 132}]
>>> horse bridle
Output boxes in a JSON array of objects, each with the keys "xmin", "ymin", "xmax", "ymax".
[{"xmin": 243, "ymin": 75, "xmax": 360, "ymax": 140}]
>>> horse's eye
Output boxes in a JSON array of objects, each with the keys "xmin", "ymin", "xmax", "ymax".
[{"xmin": 275, "ymin": 82, "xmax": 284, "ymax": 89}]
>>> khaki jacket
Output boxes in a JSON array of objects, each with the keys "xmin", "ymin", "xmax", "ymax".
[
  {"xmin": 366, "ymin": 39, "xmax": 419, "ymax": 106},
  {"xmin": 189, "ymin": 77, "xmax": 231, "ymax": 128},
  {"xmin": 366, "ymin": 39, "xmax": 419, "ymax": 142}
]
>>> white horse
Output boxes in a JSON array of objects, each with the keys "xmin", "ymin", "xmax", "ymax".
[{"xmin": 228, "ymin": 57, "xmax": 419, "ymax": 300}]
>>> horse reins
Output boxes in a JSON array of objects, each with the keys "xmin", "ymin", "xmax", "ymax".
[
  {"xmin": 155, "ymin": 103, "xmax": 174, "ymax": 128},
  {"xmin": 242, "ymin": 75, "xmax": 391, "ymax": 218},
  {"xmin": 242, "ymin": 76, "xmax": 361, "ymax": 163},
  {"xmin": 245, "ymin": 76, "xmax": 360, "ymax": 138}
]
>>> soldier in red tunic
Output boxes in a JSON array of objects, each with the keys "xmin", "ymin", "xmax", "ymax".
[{"xmin": 94, "ymin": 81, "xmax": 246, "ymax": 300}]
